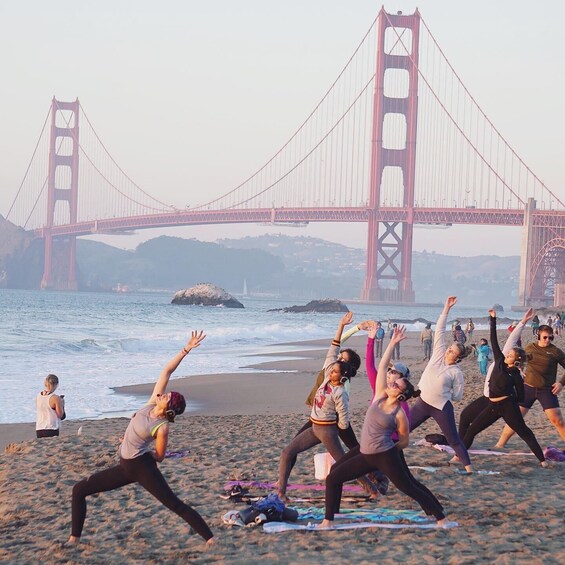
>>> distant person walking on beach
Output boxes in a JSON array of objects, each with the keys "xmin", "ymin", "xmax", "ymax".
[
  {"xmin": 531, "ymin": 315, "xmax": 540, "ymax": 337},
  {"xmin": 389, "ymin": 323, "xmax": 400, "ymax": 360},
  {"xmin": 36, "ymin": 374, "xmax": 65, "ymax": 438},
  {"xmin": 67, "ymin": 331, "xmax": 215, "ymax": 548},
  {"xmin": 460, "ymin": 310, "xmax": 547, "ymax": 466},
  {"xmin": 375, "ymin": 321, "xmax": 385, "ymax": 357},
  {"xmin": 420, "ymin": 323, "xmax": 433, "ymax": 361},
  {"xmin": 452, "ymin": 324, "xmax": 466, "ymax": 346},
  {"xmin": 496, "ymin": 324, "xmax": 565, "ymax": 448},
  {"xmin": 410, "ymin": 296, "xmax": 474, "ymax": 473},
  {"xmin": 465, "ymin": 319, "xmax": 475, "ymax": 340},
  {"xmin": 319, "ymin": 326, "xmax": 449, "ymax": 529},
  {"xmin": 458, "ymin": 309, "xmax": 534, "ymax": 441},
  {"xmin": 476, "ymin": 339, "xmax": 491, "ymax": 377}
]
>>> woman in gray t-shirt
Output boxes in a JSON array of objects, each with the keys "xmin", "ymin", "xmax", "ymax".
[
  {"xmin": 67, "ymin": 331, "xmax": 215, "ymax": 549},
  {"xmin": 320, "ymin": 326, "xmax": 449, "ymax": 528}
]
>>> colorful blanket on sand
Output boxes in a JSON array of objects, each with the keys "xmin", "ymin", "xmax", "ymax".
[
  {"xmin": 263, "ymin": 521, "xmax": 459, "ymax": 532},
  {"xmin": 294, "ymin": 506, "xmax": 430, "ymax": 523}
]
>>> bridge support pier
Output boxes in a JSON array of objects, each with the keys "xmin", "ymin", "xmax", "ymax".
[
  {"xmin": 41, "ymin": 97, "xmax": 79, "ymax": 291},
  {"xmin": 518, "ymin": 198, "xmax": 565, "ymax": 307},
  {"xmin": 361, "ymin": 9, "xmax": 419, "ymax": 303}
]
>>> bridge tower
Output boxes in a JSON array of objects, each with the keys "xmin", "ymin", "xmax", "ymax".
[
  {"xmin": 361, "ymin": 9, "xmax": 420, "ymax": 303},
  {"xmin": 518, "ymin": 198, "xmax": 565, "ymax": 307},
  {"xmin": 40, "ymin": 97, "xmax": 79, "ymax": 290}
]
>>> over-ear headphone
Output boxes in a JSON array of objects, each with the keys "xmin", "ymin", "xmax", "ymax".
[
  {"xmin": 397, "ymin": 393, "xmax": 407, "ymax": 402},
  {"xmin": 339, "ymin": 376, "xmax": 349, "ymax": 385}
]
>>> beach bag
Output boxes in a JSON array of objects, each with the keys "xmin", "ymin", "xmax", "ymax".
[
  {"xmin": 314, "ymin": 451, "xmax": 335, "ymax": 480},
  {"xmin": 425, "ymin": 433, "xmax": 449, "ymax": 446}
]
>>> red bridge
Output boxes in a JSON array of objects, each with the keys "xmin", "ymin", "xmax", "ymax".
[{"xmin": 7, "ymin": 8, "xmax": 565, "ymax": 306}]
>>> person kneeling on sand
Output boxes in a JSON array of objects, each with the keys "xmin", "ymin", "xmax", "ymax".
[
  {"xmin": 319, "ymin": 326, "xmax": 450, "ymax": 529},
  {"xmin": 67, "ymin": 331, "xmax": 215, "ymax": 549}
]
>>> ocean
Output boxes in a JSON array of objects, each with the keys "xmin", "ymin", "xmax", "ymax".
[{"xmin": 1, "ymin": 289, "xmax": 504, "ymax": 424}]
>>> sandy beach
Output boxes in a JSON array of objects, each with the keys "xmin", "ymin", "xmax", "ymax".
[{"xmin": 1, "ymin": 330, "xmax": 564, "ymax": 563}]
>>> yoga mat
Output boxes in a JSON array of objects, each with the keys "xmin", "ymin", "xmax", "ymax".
[
  {"xmin": 263, "ymin": 520, "xmax": 459, "ymax": 532},
  {"xmin": 295, "ymin": 507, "xmax": 429, "ymax": 523}
]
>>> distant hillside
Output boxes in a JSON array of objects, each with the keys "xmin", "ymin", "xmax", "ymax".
[{"xmin": 0, "ymin": 223, "xmax": 522, "ymax": 305}]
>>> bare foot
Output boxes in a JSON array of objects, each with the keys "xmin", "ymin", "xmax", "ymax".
[
  {"xmin": 448, "ymin": 456, "xmax": 461, "ymax": 465},
  {"xmin": 205, "ymin": 537, "xmax": 216, "ymax": 549},
  {"xmin": 317, "ymin": 519, "xmax": 333, "ymax": 529},
  {"xmin": 277, "ymin": 492, "xmax": 290, "ymax": 504},
  {"xmin": 494, "ymin": 443, "xmax": 507, "ymax": 449},
  {"xmin": 65, "ymin": 536, "xmax": 80, "ymax": 546},
  {"xmin": 464, "ymin": 465, "xmax": 474, "ymax": 474},
  {"xmin": 540, "ymin": 461, "xmax": 550, "ymax": 468},
  {"xmin": 436, "ymin": 518, "xmax": 457, "ymax": 528}
]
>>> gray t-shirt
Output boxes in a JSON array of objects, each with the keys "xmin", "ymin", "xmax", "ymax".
[
  {"xmin": 360, "ymin": 398, "xmax": 400, "ymax": 455},
  {"xmin": 119, "ymin": 404, "xmax": 167, "ymax": 460}
]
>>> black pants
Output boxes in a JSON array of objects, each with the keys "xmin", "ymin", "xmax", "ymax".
[
  {"xmin": 71, "ymin": 452, "xmax": 213, "ymax": 540},
  {"xmin": 36, "ymin": 429, "xmax": 59, "ymax": 438},
  {"xmin": 288, "ymin": 419, "xmax": 358, "ymax": 472},
  {"xmin": 462, "ymin": 397, "xmax": 545, "ymax": 462},
  {"xmin": 324, "ymin": 445, "xmax": 444, "ymax": 521},
  {"xmin": 458, "ymin": 395, "xmax": 490, "ymax": 439}
]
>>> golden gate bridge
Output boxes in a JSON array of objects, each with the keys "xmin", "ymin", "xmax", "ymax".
[{"xmin": 5, "ymin": 8, "xmax": 565, "ymax": 305}]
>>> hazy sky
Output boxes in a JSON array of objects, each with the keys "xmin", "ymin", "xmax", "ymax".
[{"xmin": 1, "ymin": 1, "xmax": 563, "ymax": 256}]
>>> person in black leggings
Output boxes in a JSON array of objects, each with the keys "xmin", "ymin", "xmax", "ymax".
[
  {"xmin": 67, "ymin": 331, "xmax": 215, "ymax": 548},
  {"xmin": 461, "ymin": 312, "xmax": 548, "ymax": 467},
  {"xmin": 319, "ymin": 326, "xmax": 448, "ymax": 528}
]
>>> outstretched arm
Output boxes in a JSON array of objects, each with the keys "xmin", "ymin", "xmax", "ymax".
[
  {"xmin": 488, "ymin": 310, "xmax": 503, "ymax": 361},
  {"xmin": 503, "ymin": 308, "xmax": 533, "ymax": 354},
  {"xmin": 150, "ymin": 330, "xmax": 206, "ymax": 402},
  {"xmin": 341, "ymin": 319, "xmax": 371, "ymax": 343},
  {"xmin": 375, "ymin": 326, "xmax": 407, "ymax": 401},
  {"xmin": 323, "ymin": 311, "xmax": 354, "ymax": 372},
  {"xmin": 431, "ymin": 296, "xmax": 456, "ymax": 360},
  {"xmin": 365, "ymin": 321, "xmax": 377, "ymax": 395}
]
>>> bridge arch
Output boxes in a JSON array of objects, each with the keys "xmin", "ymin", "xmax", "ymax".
[{"xmin": 529, "ymin": 238, "xmax": 565, "ymax": 305}]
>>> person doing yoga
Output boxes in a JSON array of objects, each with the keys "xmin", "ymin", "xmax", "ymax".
[
  {"xmin": 67, "ymin": 331, "xmax": 215, "ymax": 548},
  {"xmin": 458, "ymin": 308, "xmax": 534, "ymax": 440},
  {"xmin": 459, "ymin": 311, "xmax": 547, "ymax": 466},
  {"xmin": 277, "ymin": 313, "xmax": 358, "ymax": 502},
  {"xmin": 409, "ymin": 296, "xmax": 474, "ymax": 473},
  {"xmin": 319, "ymin": 326, "xmax": 448, "ymax": 528}
]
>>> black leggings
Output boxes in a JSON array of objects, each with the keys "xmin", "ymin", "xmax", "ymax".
[
  {"xmin": 324, "ymin": 445, "xmax": 445, "ymax": 521},
  {"xmin": 288, "ymin": 420, "xmax": 359, "ymax": 472},
  {"xmin": 36, "ymin": 429, "xmax": 59, "ymax": 438},
  {"xmin": 458, "ymin": 395, "xmax": 490, "ymax": 439},
  {"xmin": 71, "ymin": 452, "xmax": 213, "ymax": 540},
  {"xmin": 462, "ymin": 397, "xmax": 545, "ymax": 462}
]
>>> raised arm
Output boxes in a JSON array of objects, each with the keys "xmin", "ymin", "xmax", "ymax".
[
  {"xmin": 341, "ymin": 320, "xmax": 371, "ymax": 343},
  {"xmin": 502, "ymin": 308, "xmax": 533, "ymax": 354},
  {"xmin": 323, "ymin": 311, "xmax": 354, "ymax": 372},
  {"xmin": 365, "ymin": 321, "xmax": 378, "ymax": 395},
  {"xmin": 430, "ymin": 296, "xmax": 456, "ymax": 361},
  {"xmin": 488, "ymin": 310, "xmax": 503, "ymax": 361},
  {"xmin": 150, "ymin": 330, "xmax": 206, "ymax": 402},
  {"xmin": 375, "ymin": 326, "xmax": 407, "ymax": 402}
]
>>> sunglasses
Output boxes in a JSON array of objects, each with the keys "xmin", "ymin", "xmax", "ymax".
[{"xmin": 540, "ymin": 335, "xmax": 554, "ymax": 341}]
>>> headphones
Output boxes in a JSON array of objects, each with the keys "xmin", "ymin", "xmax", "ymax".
[
  {"xmin": 339, "ymin": 376, "xmax": 349, "ymax": 385},
  {"xmin": 397, "ymin": 392, "xmax": 407, "ymax": 402}
]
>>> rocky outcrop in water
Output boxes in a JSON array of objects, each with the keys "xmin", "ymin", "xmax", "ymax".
[
  {"xmin": 268, "ymin": 299, "xmax": 349, "ymax": 313},
  {"xmin": 172, "ymin": 283, "xmax": 244, "ymax": 308}
]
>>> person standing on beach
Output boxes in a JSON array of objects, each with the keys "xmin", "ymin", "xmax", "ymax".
[
  {"xmin": 409, "ymin": 296, "xmax": 474, "ymax": 474},
  {"xmin": 458, "ymin": 309, "xmax": 533, "ymax": 440},
  {"xmin": 465, "ymin": 319, "xmax": 475, "ymax": 340},
  {"xmin": 67, "ymin": 331, "xmax": 215, "ymax": 548},
  {"xmin": 319, "ymin": 326, "xmax": 449, "ymax": 529},
  {"xmin": 36, "ymin": 374, "xmax": 65, "ymax": 438},
  {"xmin": 476, "ymin": 339, "xmax": 491, "ymax": 377},
  {"xmin": 460, "ymin": 310, "xmax": 547, "ymax": 466},
  {"xmin": 375, "ymin": 321, "xmax": 385, "ymax": 358},
  {"xmin": 389, "ymin": 323, "xmax": 400, "ymax": 360},
  {"xmin": 420, "ymin": 323, "xmax": 433, "ymax": 361},
  {"xmin": 495, "ymin": 324, "xmax": 565, "ymax": 448}
]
